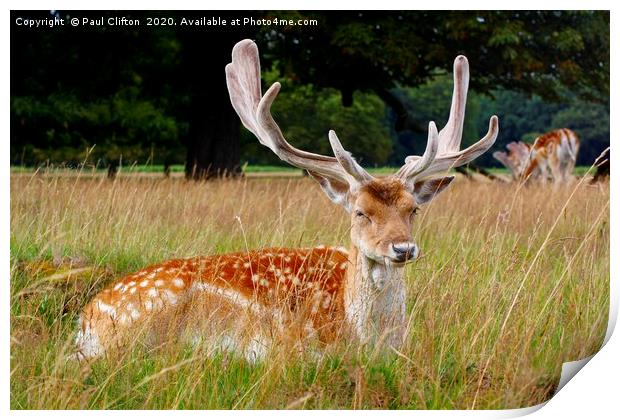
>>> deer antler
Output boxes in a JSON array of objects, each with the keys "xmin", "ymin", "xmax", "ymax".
[
  {"xmin": 493, "ymin": 141, "xmax": 532, "ymax": 179},
  {"xmin": 225, "ymin": 39, "xmax": 372, "ymax": 186},
  {"xmin": 396, "ymin": 55, "xmax": 499, "ymax": 182}
]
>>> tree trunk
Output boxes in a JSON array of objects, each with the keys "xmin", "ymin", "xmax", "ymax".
[
  {"xmin": 180, "ymin": 26, "xmax": 252, "ymax": 180},
  {"xmin": 185, "ymin": 89, "xmax": 241, "ymax": 180}
]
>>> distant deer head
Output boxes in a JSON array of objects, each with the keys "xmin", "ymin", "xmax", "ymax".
[{"xmin": 226, "ymin": 40, "xmax": 499, "ymax": 271}]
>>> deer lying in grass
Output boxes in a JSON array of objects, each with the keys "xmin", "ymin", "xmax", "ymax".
[
  {"xmin": 75, "ymin": 40, "xmax": 499, "ymax": 362},
  {"xmin": 493, "ymin": 129, "xmax": 579, "ymax": 183}
]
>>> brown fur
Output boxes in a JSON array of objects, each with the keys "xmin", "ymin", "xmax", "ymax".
[
  {"xmin": 359, "ymin": 179, "xmax": 409, "ymax": 207},
  {"xmin": 77, "ymin": 247, "xmax": 349, "ymax": 358}
]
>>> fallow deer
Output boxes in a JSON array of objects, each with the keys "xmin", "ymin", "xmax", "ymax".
[
  {"xmin": 75, "ymin": 40, "xmax": 499, "ymax": 362},
  {"xmin": 493, "ymin": 129, "xmax": 580, "ymax": 183}
]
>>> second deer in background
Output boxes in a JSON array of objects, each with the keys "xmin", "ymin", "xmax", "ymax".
[{"xmin": 493, "ymin": 129, "xmax": 580, "ymax": 183}]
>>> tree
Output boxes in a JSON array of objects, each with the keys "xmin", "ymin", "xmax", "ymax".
[
  {"xmin": 240, "ymin": 66, "xmax": 393, "ymax": 166},
  {"xmin": 551, "ymin": 101, "xmax": 610, "ymax": 166},
  {"xmin": 261, "ymin": 10, "xmax": 609, "ymax": 143},
  {"xmin": 10, "ymin": 10, "xmax": 183, "ymax": 168},
  {"xmin": 10, "ymin": 10, "xmax": 609, "ymax": 175},
  {"xmin": 176, "ymin": 23, "xmax": 255, "ymax": 179}
]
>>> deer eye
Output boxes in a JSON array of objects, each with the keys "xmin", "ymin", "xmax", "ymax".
[{"xmin": 355, "ymin": 210, "xmax": 370, "ymax": 221}]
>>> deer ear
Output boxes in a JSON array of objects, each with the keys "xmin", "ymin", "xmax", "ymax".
[
  {"xmin": 412, "ymin": 176, "xmax": 454, "ymax": 204},
  {"xmin": 308, "ymin": 171, "xmax": 352, "ymax": 212}
]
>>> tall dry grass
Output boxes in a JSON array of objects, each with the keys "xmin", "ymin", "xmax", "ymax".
[{"xmin": 10, "ymin": 171, "xmax": 609, "ymax": 409}]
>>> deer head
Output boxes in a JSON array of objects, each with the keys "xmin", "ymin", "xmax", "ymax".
[{"xmin": 226, "ymin": 39, "xmax": 498, "ymax": 268}]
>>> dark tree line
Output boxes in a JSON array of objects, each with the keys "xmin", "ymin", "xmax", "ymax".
[{"xmin": 11, "ymin": 10, "xmax": 609, "ymax": 177}]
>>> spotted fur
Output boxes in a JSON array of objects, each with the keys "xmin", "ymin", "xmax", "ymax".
[{"xmin": 76, "ymin": 247, "xmax": 349, "ymax": 360}]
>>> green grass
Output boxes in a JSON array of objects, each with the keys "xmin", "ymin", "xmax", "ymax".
[{"xmin": 10, "ymin": 173, "xmax": 609, "ymax": 409}]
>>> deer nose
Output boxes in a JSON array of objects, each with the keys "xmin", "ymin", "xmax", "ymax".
[{"xmin": 391, "ymin": 242, "xmax": 419, "ymax": 262}]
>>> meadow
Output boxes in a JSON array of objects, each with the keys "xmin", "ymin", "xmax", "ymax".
[{"xmin": 10, "ymin": 170, "xmax": 609, "ymax": 409}]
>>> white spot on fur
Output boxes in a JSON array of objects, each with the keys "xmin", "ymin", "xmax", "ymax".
[
  {"xmin": 172, "ymin": 278, "xmax": 185, "ymax": 288},
  {"xmin": 144, "ymin": 300, "xmax": 153, "ymax": 311},
  {"xmin": 334, "ymin": 246, "xmax": 349, "ymax": 254},
  {"xmin": 113, "ymin": 283, "xmax": 123, "ymax": 291},
  {"xmin": 163, "ymin": 290, "xmax": 177, "ymax": 304},
  {"xmin": 96, "ymin": 300, "xmax": 116, "ymax": 318},
  {"xmin": 74, "ymin": 320, "xmax": 102, "ymax": 359},
  {"xmin": 189, "ymin": 282, "xmax": 283, "ymax": 325},
  {"xmin": 216, "ymin": 334, "xmax": 238, "ymax": 352},
  {"xmin": 251, "ymin": 274, "xmax": 260, "ymax": 283},
  {"xmin": 304, "ymin": 321, "xmax": 318, "ymax": 339},
  {"xmin": 127, "ymin": 281, "xmax": 136, "ymax": 287},
  {"xmin": 244, "ymin": 336, "xmax": 268, "ymax": 363},
  {"xmin": 129, "ymin": 287, "xmax": 137, "ymax": 294},
  {"xmin": 147, "ymin": 288, "xmax": 158, "ymax": 298},
  {"xmin": 129, "ymin": 308, "xmax": 141, "ymax": 319},
  {"xmin": 154, "ymin": 280, "xmax": 165, "ymax": 287},
  {"xmin": 139, "ymin": 280, "xmax": 149, "ymax": 287}
]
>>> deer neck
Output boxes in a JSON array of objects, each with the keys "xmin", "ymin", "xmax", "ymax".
[{"xmin": 342, "ymin": 244, "xmax": 407, "ymax": 348}]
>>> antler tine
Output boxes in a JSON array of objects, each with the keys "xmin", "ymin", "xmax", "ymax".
[
  {"xmin": 420, "ymin": 116, "xmax": 499, "ymax": 176},
  {"xmin": 395, "ymin": 121, "xmax": 439, "ymax": 179},
  {"xmin": 493, "ymin": 151, "xmax": 517, "ymax": 174},
  {"xmin": 328, "ymin": 131, "xmax": 373, "ymax": 183},
  {"xmin": 226, "ymin": 39, "xmax": 372, "ymax": 185},
  {"xmin": 398, "ymin": 54, "xmax": 499, "ymax": 182},
  {"xmin": 437, "ymin": 55, "xmax": 469, "ymax": 154}
]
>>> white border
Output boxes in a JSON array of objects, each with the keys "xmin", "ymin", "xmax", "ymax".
[{"xmin": 4, "ymin": 1, "xmax": 616, "ymax": 418}]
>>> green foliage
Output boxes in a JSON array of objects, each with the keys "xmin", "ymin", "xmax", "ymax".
[
  {"xmin": 241, "ymin": 70, "xmax": 392, "ymax": 166},
  {"xmin": 551, "ymin": 101, "xmax": 610, "ymax": 165},
  {"xmin": 266, "ymin": 11, "xmax": 609, "ymax": 102},
  {"xmin": 10, "ymin": 10, "xmax": 609, "ymax": 169},
  {"xmin": 389, "ymin": 75, "xmax": 482, "ymax": 164},
  {"xmin": 11, "ymin": 89, "xmax": 182, "ymax": 165}
]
